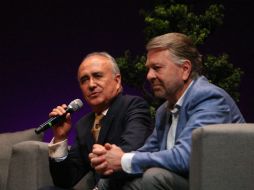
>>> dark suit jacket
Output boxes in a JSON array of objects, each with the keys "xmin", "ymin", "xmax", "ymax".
[{"xmin": 49, "ymin": 93, "xmax": 152, "ymax": 188}]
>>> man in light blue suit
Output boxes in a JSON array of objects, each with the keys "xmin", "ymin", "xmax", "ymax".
[{"xmin": 89, "ymin": 32, "xmax": 245, "ymax": 190}]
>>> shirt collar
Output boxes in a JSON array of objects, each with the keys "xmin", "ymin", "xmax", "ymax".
[
  {"xmin": 167, "ymin": 80, "xmax": 194, "ymax": 114},
  {"xmin": 95, "ymin": 108, "xmax": 109, "ymax": 117}
]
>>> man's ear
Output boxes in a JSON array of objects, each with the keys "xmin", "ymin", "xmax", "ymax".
[
  {"xmin": 115, "ymin": 74, "xmax": 122, "ymax": 91},
  {"xmin": 182, "ymin": 60, "xmax": 192, "ymax": 81}
]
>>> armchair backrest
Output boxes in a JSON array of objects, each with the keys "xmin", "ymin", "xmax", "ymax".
[{"xmin": 190, "ymin": 123, "xmax": 254, "ymax": 190}]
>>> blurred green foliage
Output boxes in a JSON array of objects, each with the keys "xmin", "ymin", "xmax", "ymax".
[{"xmin": 117, "ymin": 0, "xmax": 243, "ymax": 107}]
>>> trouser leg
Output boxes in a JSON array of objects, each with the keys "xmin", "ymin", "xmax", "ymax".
[
  {"xmin": 142, "ymin": 167, "xmax": 189, "ymax": 190},
  {"xmin": 74, "ymin": 171, "xmax": 96, "ymax": 190},
  {"xmin": 121, "ymin": 167, "xmax": 189, "ymax": 190},
  {"xmin": 39, "ymin": 171, "xmax": 96, "ymax": 190},
  {"xmin": 121, "ymin": 177, "xmax": 142, "ymax": 190}
]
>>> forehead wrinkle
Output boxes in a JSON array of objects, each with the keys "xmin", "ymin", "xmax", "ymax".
[
  {"xmin": 78, "ymin": 57, "xmax": 113, "ymax": 79},
  {"xmin": 90, "ymin": 61, "xmax": 103, "ymax": 67}
]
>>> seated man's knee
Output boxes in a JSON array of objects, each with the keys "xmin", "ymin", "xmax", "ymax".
[
  {"xmin": 142, "ymin": 167, "xmax": 188, "ymax": 190},
  {"xmin": 142, "ymin": 167, "xmax": 173, "ymax": 184},
  {"xmin": 142, "ymin": 167, "xmax": 180, "ymax": 190}
]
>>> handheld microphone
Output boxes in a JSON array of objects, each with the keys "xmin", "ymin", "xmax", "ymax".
[{"xmin": 35, "ymin": 99, "xmax": 83, "ymax": 134}]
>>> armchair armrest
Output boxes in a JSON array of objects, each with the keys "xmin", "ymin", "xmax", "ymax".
[{"xmin": 7, "ymin": 141, "xmax": 53, "ymax": 190}]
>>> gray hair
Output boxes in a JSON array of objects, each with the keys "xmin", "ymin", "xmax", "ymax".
[
  {"xmin": 83, "ymin": 52, "xmax": 121, "ymax": 75},
  {"xmin": 146, "ymin": 33, "xmax": 202, "ymax": 79}
]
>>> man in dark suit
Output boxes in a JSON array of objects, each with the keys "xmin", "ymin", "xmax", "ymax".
[{"xmin": 45, "ymin": 52, "xmax": 152, "ymax": 190}]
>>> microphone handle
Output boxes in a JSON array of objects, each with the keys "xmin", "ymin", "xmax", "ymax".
[{"xmin": 35, "ymin": 109, "xmax": 72, "ymax": 134}]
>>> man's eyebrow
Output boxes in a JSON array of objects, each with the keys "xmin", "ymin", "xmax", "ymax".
[
  {"xmin": 92, "ymin": 71, "xmax": 103, "ymax": 75},
  {"xmin": 146, "ymin": 61, "xmax": 158, "ymax": 66},
  {"xmin": 79, "ymin": 74, "xmax": 88, "ymax": 81}
]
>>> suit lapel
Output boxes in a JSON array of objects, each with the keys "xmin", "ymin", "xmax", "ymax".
[
  {"xmin": 160, "ymin": 110, "xmax": 171, "ymax": 150},
  {"xmin": 97, "ymin": 115, "xmax": 114, "ymax": 144},
  {"xmin": 174, "ymin": 77, "xmax": 200, "ymax": 140},
  {"xmin": 85, "ymin": 114, "xmax": 96, "ymax": 152},
  {"xmin": 96, "ymin": 94, "xmax": 122, "ymax": 144}
]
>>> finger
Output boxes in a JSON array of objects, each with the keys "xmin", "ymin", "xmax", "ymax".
[
  {"xmin": 93, "ymin": 144, "xmax": 104, "ymax": 149},
  {"xmin": 103, "ymin": 169, "xmax": 114, "ymax": 176},
  {"xmin": 104, "ymin": 143, "xmax": 112, "ymax": 150},
  {"xmin": 88, "ymin": 153, "xmax": 97, "ymax": 160},
  {"xmin": 111, "ymin": 144, "xmax": 118, "ymax": 148},
  {"xmin": 49, "ymin": 108, "xmax": 60, "ymax": 117},
  {"xmin": 49, "ymin": 107, "xmax": 64, "ymax": 117},
  {"xmin": 61, "ymin": 104, "xmax": 68, "ymax": 109},
  {"xmin": 66, "ymin": 113, "xmax": 71, "ymax": 120},
  {"xmin": 94, "ymin": 161, "xmax": 108, "ymax": 173},
  {"xmin": 56, "ymin": 106, "xmax": 67, "ymax": 114},
  {"xmin": 91, "ymin": 155, "xmax": 105, "ymax": 166},
  {"xmin": 111, "ymin": 144, "xmax": 122, "ymax": 151},
  {"xmin": 92, "ymin": 146, "xmax": 106, "ymax": 155}
]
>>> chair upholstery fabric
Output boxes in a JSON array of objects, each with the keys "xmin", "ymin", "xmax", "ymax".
[
  {"xmin": 7, "ymin": 141, "xmax": 53, "ymax": 190},
  {"xmin": 2, "ymin": 124, "xmax": 254, "ymax": 190},
  {"xmin": 0, "ymin": 128, "xmax": 43, "ymax": 190},
  {"xmin": 190, "ymin": 123, "xmax": 254, "ymax": 190}
]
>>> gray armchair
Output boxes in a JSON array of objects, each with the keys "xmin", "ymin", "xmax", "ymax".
[
  {"xmin": 190, "ymin": 123, "xmax": 254, "ymax": 190},
  {"xmin": 0, "ymin": 128, "xmax": 53, "ymax": 190},
  {"xmin": 7, "ymin": 141, "xmax": 53, "ymax": 190}
]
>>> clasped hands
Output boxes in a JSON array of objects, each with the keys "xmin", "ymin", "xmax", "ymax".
[{"xmin": 89, "ymin": 143, "xmax": 124, "ymax": 175}]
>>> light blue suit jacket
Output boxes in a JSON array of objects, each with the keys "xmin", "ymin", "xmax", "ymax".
[{"xmin": 131, "ymin": 76, "xmax": 245, "ymax": 177}]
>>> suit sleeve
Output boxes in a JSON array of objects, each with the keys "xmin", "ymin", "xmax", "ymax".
[
  {"xmin": 106, "ymin": 96, "xmax": 153, "ymax": 179},
  {"xmin": 119, "ymin": 96, "xmax": 153, "ymax": 152},
  {"xmin": 49, "ymin": 135, "xmax": 91, "ymax": 188}
]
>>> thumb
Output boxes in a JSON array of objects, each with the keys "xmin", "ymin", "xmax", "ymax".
[{"xmin": 104, "ymin": 143, "xmax": 112, "ymax": 150}]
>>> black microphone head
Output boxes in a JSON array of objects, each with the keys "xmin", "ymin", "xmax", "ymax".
[{"xmin": 68, "ymin": 99, "xmax": 83, "ymax": 111}]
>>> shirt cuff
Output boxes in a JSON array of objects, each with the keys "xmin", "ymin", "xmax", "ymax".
[
  {"xmin": 48, "ymin": 138, "xmax": 68, "ymax": 161},
  {"xmin": 121, "ymin": 152, "xmax": 135, "ymax": 173}
]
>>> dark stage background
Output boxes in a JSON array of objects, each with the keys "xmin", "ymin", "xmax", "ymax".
[{"xmin": 1, "ymin": 0, "xmax": 253, "ymax": 144}]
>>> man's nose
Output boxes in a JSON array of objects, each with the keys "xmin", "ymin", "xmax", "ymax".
[
  {"xmin": 147, "ymin": 69, "xmax": 156, "ymax": 81},
  {"xmin": 88, "ymin": 78, "xmax": 96, "ymax": 89}
]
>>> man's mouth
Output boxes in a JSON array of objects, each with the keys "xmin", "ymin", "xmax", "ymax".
[
  {"xmin": 152, "ymin": 84, "xmax": 161, "ymax": 89},
  {"xmin": 89, "ymin": 91, "xmax": 101, "ymax": 97}
]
